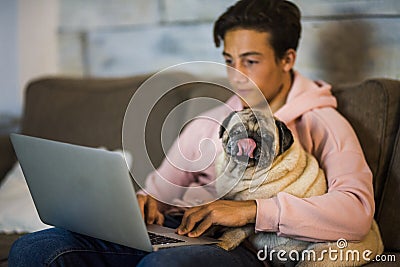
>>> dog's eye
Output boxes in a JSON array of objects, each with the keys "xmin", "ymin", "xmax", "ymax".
[{"xmin": 231, "ymin": 130, "xmax": 248, "ymax": 139}]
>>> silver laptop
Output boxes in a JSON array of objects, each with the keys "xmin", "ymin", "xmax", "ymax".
[{"xmin": 10, "ymin": 133, "xmax": 217, "ymax": 252}]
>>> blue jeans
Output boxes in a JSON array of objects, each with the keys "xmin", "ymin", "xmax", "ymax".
[{"xmin": 8, "ymin": 216, "xmax": 264, "ymax": 267}]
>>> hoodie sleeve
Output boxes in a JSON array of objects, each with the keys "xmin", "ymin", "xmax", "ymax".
[
  {"xmin": 139, "ymin": 122, "xmax": 198, "ymax": 203},
  {"xmin": 255, "ymin": 107, "xmax": 374, "ymax": 242}
]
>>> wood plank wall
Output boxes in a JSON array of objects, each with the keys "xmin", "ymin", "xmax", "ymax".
[{"xmin": 58, "ymin": 0, "xmax": 400, "ymax": 84}]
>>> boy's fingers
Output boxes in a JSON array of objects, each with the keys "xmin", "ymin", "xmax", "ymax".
[
  {"xmin": 177, "ymin": 207, "xmax": 208, "ymax": 235},
  {"xmin": 188, "ymin": 216, "xmax": 213, "ymax": 237},
  {"xmin": 155, "ymin": 212, "xmax": 165, "ymax": 226},
  {"xmin": 146, "ymin": 197, "xmax": 159, "ymax": 224}
]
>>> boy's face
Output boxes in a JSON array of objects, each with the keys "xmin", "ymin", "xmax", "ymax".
[{"xmin": 223, "ymin": 29, "xmax": 293, "ymax": 108}]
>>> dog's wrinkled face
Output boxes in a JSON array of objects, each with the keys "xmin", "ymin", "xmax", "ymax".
[{"xmin": 219, "ymin": 108, "xmax": 293, "ymax": 169}]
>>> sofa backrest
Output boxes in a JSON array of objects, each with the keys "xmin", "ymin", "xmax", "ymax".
[
  {"xmin": 21, "ymin": 74, "xmax": 151, "ymax": 150},
  {"xmin": 332, "ymin": 79, "xmax": 400, "ymax": 252},
  {"xmin": 332, "ymin": 79, "xmax": 400, "ymax": 210}
]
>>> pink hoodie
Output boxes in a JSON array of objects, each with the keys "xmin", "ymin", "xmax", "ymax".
[{"xmin": 142, "ymin": 71, "xmax": 374, "ymax": 242}]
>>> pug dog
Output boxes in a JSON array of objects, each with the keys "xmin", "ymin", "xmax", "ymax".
[
  {"xmin": 214, "ymin": 108, "xmax": 383, "ymax": 267},
  {"xmin": 214, "ymin": 108, "xmax": 326, "ymax": 252}
]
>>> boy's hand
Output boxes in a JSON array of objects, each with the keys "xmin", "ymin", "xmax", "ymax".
[
  {"xmin": 176, "ymin": 200, "xmax": 256, "ymax": 237},
  {"xmin": 137, "ymin": 194, "xmax": 165, "ymax": 225}
]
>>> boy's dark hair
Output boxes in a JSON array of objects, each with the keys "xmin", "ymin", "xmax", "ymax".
[{"xmin": 213, "ymin": 0, "xmax": 301, "ymax": 60}]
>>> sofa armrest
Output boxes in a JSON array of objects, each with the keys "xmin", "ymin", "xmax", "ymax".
[{"xmin": 0, "ymin": 134, "xmax": 17, "ymax": 184}]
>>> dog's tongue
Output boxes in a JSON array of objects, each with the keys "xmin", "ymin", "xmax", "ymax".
[{"xmin": 236, "ymin": 138, "xmax": 257, "ymax": 158}]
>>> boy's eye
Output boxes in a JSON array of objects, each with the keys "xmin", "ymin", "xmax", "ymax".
[
  {"xmin": 246, "ymin": 60, "xmax": 258, "ymax": 65},
  {"xmin": 224, "ymin": 58, "xmax": 233, "ymax": 65}
]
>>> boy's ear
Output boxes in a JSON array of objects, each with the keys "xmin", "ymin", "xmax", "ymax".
[
  {"xmin": 275, "ymin": 119, "xmax": 294, "ymax": 155},
  {"xmin": 282, "ymin": 49, "xmax": 296, "ymax": 72},
  {"xmin": 219, "ymin": 111, "xmax": 237, "ymax": 138}
]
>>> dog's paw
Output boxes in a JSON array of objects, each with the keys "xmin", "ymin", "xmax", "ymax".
[
  {"xmin": 217, "ymin": 228, "xmax": 250, "ymax": 251},
  {"xmin": 217, "ymin": 239, "xmax": 240, "ymax": 251}
]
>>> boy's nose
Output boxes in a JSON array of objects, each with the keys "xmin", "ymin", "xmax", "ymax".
[{"xmin": 228, "ymin": 66, "xmax": 248, "ymax": 84}]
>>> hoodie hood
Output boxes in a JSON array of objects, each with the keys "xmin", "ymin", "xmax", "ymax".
[{"xmin": 274, "ymin": 71, "xmax": 337, "ymax": 124}]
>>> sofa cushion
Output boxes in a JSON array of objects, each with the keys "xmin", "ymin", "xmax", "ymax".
[{"xmin": 332, "ymin": 79, "xmax": 400, "ymax": 211}]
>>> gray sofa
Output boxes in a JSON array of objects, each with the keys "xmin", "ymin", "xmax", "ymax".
[{"xmin": 0, "ymin": 73, "xmax": 399, "ymax": 266}]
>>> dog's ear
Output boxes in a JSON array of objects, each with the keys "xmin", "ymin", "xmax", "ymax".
[
  {"xmin": 275, "ymin": 119, "xmax": 294, "ymax": 155},
  {"xmin": 219, "ymin": 111, "xmax": 237, "ymax": 139}
]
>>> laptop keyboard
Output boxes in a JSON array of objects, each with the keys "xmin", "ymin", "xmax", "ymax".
[{"xmin": 148, "ymin": 232, "xmax": 185, "ymax": 245}]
